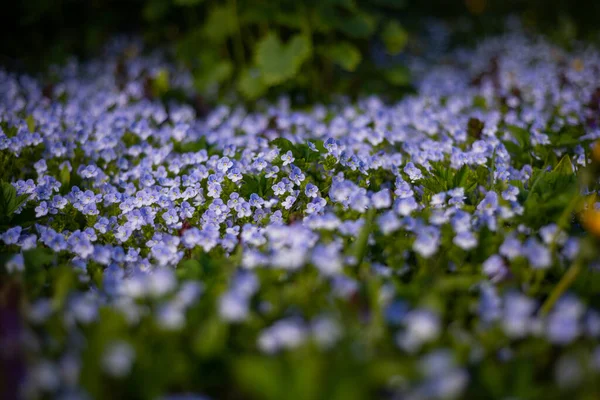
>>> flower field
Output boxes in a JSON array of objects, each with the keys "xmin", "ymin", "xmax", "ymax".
[{"xmin": 2, "ymin": 28, "xmax": 600, "ymax": 400}]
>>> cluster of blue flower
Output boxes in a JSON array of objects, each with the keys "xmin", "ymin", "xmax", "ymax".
[{"xmin": 2, "ymin": 31, "xmax": 600, "ymax": 399}]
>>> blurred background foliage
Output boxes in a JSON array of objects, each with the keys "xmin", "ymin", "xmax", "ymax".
[{"xmin": 1, "ymin": 0, "xmax": 599, "ymax": 103}]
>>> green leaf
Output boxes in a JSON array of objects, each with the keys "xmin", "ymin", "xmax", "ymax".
[
  {"xmin": 25, "ymin": 115, "xmax": 36, "ymax": 132},
  {"xmin": 23, "ymin": 248, "xmax": 54, "ymax": 270},
  {"xmin": 152, "ymin": 69, "xmax": 170, "ymax": 97},
  {"xmin": 52, "ymin": 265, "xmax": 76, "ymax": 308},
  {"xmin": 335, "ymin": 12, "xmax": 377, "ymax": 38},
  {"xmin": 353, "ymin": 207, "xmax": 376, "ymax": 266},
  {"xmin": 255, "ymin": 32, "xmax": 312, "ymax": 86},
  {"xmin": 326, "ymin": 42, "xmax": 362, "ymax": 71},
  {"xmin": 193, "ymin": 317, "xmax": 228, "ymax": 357},
  {"xmin": 507, "ymin": 125, "xmax": 530, "ymax": 148},
  {"xmin": 235, "ymin": 356, "xmax": 281, "ymax": 400},
  {"xmin": 203, "ymin": 4, "xmax": 237, "ymax": 42},
  {"xmin": 237, "ymin": 68, "xmax": 267, "ymax": 100},
  {"xmin": 383, "ymin": 65, "xmax": 410, "ymax": 86},
  {"xmin": 143, "ymin": 0, "xmax": 170, "ymax": 22},
  {"xmin": 381, "ymin": 21, "xmax": 408, "ymax": 54},
  {"xmin": 60, "ymin": 164, "xmax": 70, "ymax": 187},
  {"xmin": 173, "ymin": 0, "xmax": 203, "ymax": 6},
  {"xmin": 195, "ymin": 60, "xmax": 233, "ymax": 90},
  {"xmin": 0, "ymin": 182, "xmax": 28, "ymax": 218}
]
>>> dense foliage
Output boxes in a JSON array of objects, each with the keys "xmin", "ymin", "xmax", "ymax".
[{"xmin": 3, "ymin": 21, "xmax": 600, "ymax": 400}]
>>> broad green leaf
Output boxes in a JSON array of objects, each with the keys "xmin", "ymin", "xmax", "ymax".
[
  {"xmin": 152, "ymin": 69, "xmax": 170, "ymax": 97},
  {"xmin": 335, "ymin": 13, "xmax": 377, "ymax": 38},
  {"xmin": 326, "ymin": 42, "xmax": 362, "ymax": 71},
  {"xmin": 255, "ymin": 32, "xmax": 312, "ymax": 86},
  {"xmin": 383, "ymin": 65, "xmax": 410, "ymax": 86},
  {"xmin": 195, "ymin": 60, "xmax": 233, "ymax": 90},
  {"xmin": 237, "ymin": 68, "xmax": 267, "ymax": 99},
  {"xmin": 235, "ymin": 356, "xmax": 281, "ymax": 400},
  {"xmin": 60, "ymin": 164, "xmax": 70, "ymax": 187},
  {"xmin": 193, "ymin": 317, "xmax": 228, "ymax": 357},
  {"xmin": 23, "ymin": 248, "xmax": 54, "ymax": 270},
  {"xmin": 381, "ymin": 21, "xmax": 408, "ymax": 54},
  {"xmin": 26, "ymin": 115, "xmax": 36, "ymax": 132},
  {"xmin": 143, "ymin": 0, "xmax": 170, "ymax": 22},
  {"xmin": 173, "ymin": 0, "xmax": 203, "ymax": 6},
  {"xmin": 203, "ymin": 4, "xmax": 237, "ymax": 42}
]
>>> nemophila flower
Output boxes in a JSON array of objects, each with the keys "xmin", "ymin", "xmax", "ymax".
[
  {"xmin": 397, "ymin": 309, "xmax": 441, "ymax": 352},
  {"xmin": 477, "ymin": 191, "xmax": 498, "ymax": 214},
  {"xmin": 562, "ymin": 237, "xmax": 579, "ymax": 260},
  {"xmin": 282, "ymin": 195, "xmax": 296, "ymax": 210},
  {"xmin": 539, "ymin": 223, "xmax": 567, "ymax": 245},
  {"xmin": 499, "ymin": 234, "xmax": 522, "ymax": 260},
  {"xmin": 395, "ymin": 196, "xmax": 418, "ymax": 216},
  {"xmin": 502, "ymin": 292, "xmax": 536, "ymax": 338},
  {"xmin": 280, "ymin": 150, "xmax": 295, "ymax": 165},
  {"xmin": 34, "ymin": 159, "xmax": 47, "ymax": 174},
  {"xmin": 26, "ymin": 360, "xmax": 60, "ymax": 393},
  {"xmin": 546, "ymin": 296, "xmax": 584, "ymax": 344},
  {"xmin": 502, "ymin": 185, "xmax": 519, "ymax": 201},
  {"xmin": 219, "ymin": 292, "xmax": 250, "ymax": 322},
  {"xmin": 372, "ymin": 189, "xmax": 392, "ymax": 209},
  {"xmin": 430, "ymin": 192, "xmax": 447, "ymax": 208},
  {"xmin": 67, "ymin": 231, "xmax": 94, "ymax": 258},
  {"xmin": 478, "ymin": 283, "xmax": 502, "ymax": 324},
  {"xmin": 453, "ymin": 230, "xmax": 478, "ymax": 250},
  {"xmin": 395, "ymin": 179, "xmax": 414, "ymax": 198},
  {"xmin": 151, "ymin": 242, "xmax": 181, "ymax": 266},
  {"xmin": 147, "ymin": 268, "xmax": 177, "ymax": 297},
  {"xmin": 311, "ymin": 316, "xmax": 341, "ymax": 348},
  {"xmin": 523, "ymin": 238, "xmax": 552, "ymax": 269},
  {"xmin": 413, "ymin": 225, "xmax": 441, "ymax": 257},
  {"xmin": 157, "ymin": 303, "xmax": 186, "ymax": 330},
  {"xmin": 447, "ymin": 187, "xmax": 466, "ymax": 206},
  {"xmin": 404, "ymin": 162, "xmax": 423, "ymax": 181},
  {"xmin": 3, "ymin": 32, "xmax": 600, "ymax": 395},
  {"xmin": 5, "ymin": 253, "xmax": 24, "ymax": 273},
  {"xmin": 258, "ymin": 318, "xmax": 307, "ymax": 354},
  {"xmin": 102, "ymin": 341, "xmax": 135, "ymax": 378},
  {"xmin": 305, "ymin": 183, "xmax": 318, "ymax": 198},
  {"xmin": 69, "ymin": 293, "xmax": 98, "ymax": 324},
  {"xmin": 482, "ymin": 254, "xmax": 508, "ymax": 282},
  {"xmin": 35, "ymin": 201, "xmax": 49, "ymax": 217},
  {"xmin": 114, "ymin": 225, "xmax": 132, "ymax": 243},
  {"xmin": 312, "ymin": 242, "xmax": 343, "ymax": 275},
  {"xmin": 2, "ymin": 226, "xmax": 22, "ymax": 244}
]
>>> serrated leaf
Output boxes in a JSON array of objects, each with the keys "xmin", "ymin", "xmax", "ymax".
[
  {"xmin": 255, "ymin": 32, "xmax": 312, "ymax": 86},
  {"xmin": 381, "ymin": 21, "xmax": 408, "ymax": 54},
  {"xmin": 326, "ymin": 42, "xmax": 362, "ymax": 71}
]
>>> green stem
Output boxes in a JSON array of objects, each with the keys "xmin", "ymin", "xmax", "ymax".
[
  {"xmin": 540, "ymin": 258, "xmax": 582, "ymax": 315},
  {"xmin": 230, "ymin": 0, "xmax": 245, "ymax": 65}
]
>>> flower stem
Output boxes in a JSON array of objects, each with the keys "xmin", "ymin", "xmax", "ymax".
[{"xmin": 540, "ymin": 258, "xmax": 582, "ymax": 315}]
